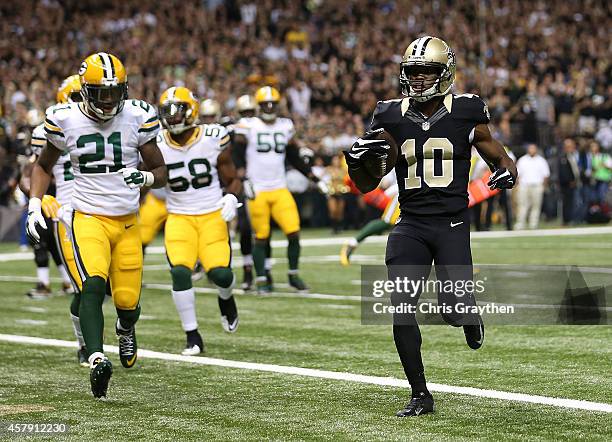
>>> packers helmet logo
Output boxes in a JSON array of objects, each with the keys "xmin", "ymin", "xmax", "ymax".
[{"xmin": 78, "ymin": 62, "xmax": 88, "ymax": 76}]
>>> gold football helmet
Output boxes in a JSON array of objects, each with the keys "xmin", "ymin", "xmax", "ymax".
[
  {"xmin": 235, "ymin": 94, "xmax": 258, "ymax": 118},
  {"xmin": 255, "ymin": 86, "xmax": 280, "ymax": 122},
  {"xmin": 399, "ymin": 36, "xmax": 456, "ymax": 102},
  {"xmin": 79, "ymin": 52, "xmax": 128, "ymax": 120},
  {"xmin": 56, "ymin": 75, "xmax": 82, "ymax": 104},
  {"xmin": 199, "ymin": 99, "xmax": 221, "ymax": 124},
  {"xmin": 159, "ymin": 86, "xmax": 199, "ymax": 134}
]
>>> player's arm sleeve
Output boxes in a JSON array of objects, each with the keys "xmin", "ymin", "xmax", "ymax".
[
  {"xmin": 369, "ymin": 101, "xmax": 388, "ymax": 131},
  {"xmin": 460, "ymin": 95, "xmax": 491, "ymax": 132},
  {"xmin": 30, "ymin": 124, "xmax": 47, "ymax": 156},
  {"xmin": 218, "ymin": 125, "xmax": 231, "ymax": 151},
  {"xmin": 43, "ymin": 107, "xmax": 67, "ymax": 151},
  {"xmin": 137, "ymin": 105, "xmax": 161, "ymax": 145}
]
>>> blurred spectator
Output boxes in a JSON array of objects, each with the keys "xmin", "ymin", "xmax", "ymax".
[
  {"xmin": 0, "ymin": 0, "xmax": 609, "ymax": 229},
  {"xmin": 515, "ymin": 144, "xmax": 550, "ymax": 229},
  {"xmin": 558, "ymin": 138, "xmax": 580, "ymax": 225},
  {"xmin": 590, "ymin": 141, "xmax": 612, "ymax": 206},
  {"xmin": 324, "ymin": 153, "xmax": 349, "ymax": 233},
  {"xmin": 533, "ymin": 84, "xmax": 555, "ymax": 149},
  {"xmin": 287, "ymin": 80, "xmax": 311, "ymax": 118}
]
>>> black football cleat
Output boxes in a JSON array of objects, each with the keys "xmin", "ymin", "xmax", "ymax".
[
  {"xmin": 288, "ymin": 274, "xmax": 309, "ymax": 293},
  {"xmin": 90, "ymin": 357, "xmax": 113, "ymax": 398},
  {"xmin": 265, "ymin": 269, "xmax": 274, "ymax": 290},
  {"xmin": 78, "ymin": 346, "xmax": 89, "ymax": 367},
  {"xmin": 116, "ymin": 323, "xmax": 138, "ymax": 368},
  {"xmin": 256, "ymin": 277, "xmax": 272, "ymax": 295},
  {"xmin": 218, "ymin": 296, "xmax": 239, "ymax": 333},
  {"xmin": 182, "ymin": 329, "xmax": 205, "ymax": 356},
  {"xmin": 242, "ymin": 265, "xmax": 253, "ymax": 291},
  {"xmin": 463, "ymin": 315, "xmax": 485, "ymax": 350},
  {"xmin": 396, "ymin": 393, "xmax": 435, "ymax": 417},
  {"xmin": 27, "ymin": 283, "xmax": 52, "ymax": 300}
]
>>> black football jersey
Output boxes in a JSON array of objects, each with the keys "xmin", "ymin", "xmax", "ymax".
[{"xmin": 370, "ymin": 94, "xmax": 490, "ymax": 216}]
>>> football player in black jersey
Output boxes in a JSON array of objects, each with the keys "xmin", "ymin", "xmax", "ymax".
[{"xmin": 344, "ymin": 36, "xmax": 517, "ymax": 417}]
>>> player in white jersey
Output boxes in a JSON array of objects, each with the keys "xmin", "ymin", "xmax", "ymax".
[
  {"xmin": 26, "ymin": 52, "xmax": 168, "ymax": 399},
  {"xmin": 27, "ymin": 75, "xmax": 95, "ymax": 366},
  {"xmin": 230, "ymin": 95, "xmax": 270, "ymax": 290},
  {"xmin": 23, "ymin": 121, "xmax": 75, "ymax": 298},
  {"xmin": 233, "ymin": 86, "xmax": 327, "ymax": 294},
  {"xmin": 157, "ymin": 86, "xmax": 241, "ymax": 355}
]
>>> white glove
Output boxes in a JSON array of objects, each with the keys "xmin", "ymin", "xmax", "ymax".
[
  {"xmin": 121, "ymin": 167, "xmax": 154, "ymax": 189},
  {"xmin": 242, "ymin": 178, "xmax": 256, "ymax": 200},
  {"xmin": 316, "ymin": 179, "xmax": 330, "ymax": 195},
  {"xmin": 56, "ymin": 204, "xmax": 74, "ymax": 230},
  {"xmin": 220, "ymin": 194, "xmax": 238, "ymax": 222},
  {"xmin": 26, "ymin": 197, "xmax": 47, "ymax": 243}
]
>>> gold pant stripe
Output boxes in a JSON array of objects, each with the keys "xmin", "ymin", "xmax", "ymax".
[
  {"xmin": 70, "ymin": 211, "xmax": 89, "ymax": 283},
  {"xmin": 53, "ymin": 220, "xmax": 82, "ymax": 292}
]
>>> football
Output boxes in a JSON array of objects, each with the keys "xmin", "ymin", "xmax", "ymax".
[{"xmin": 363, "ymin": 129, "xmax": 399, "ymax": 179}]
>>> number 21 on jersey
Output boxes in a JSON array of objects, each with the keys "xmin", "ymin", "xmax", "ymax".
[{"xmin": 401, "ymin": 138, "xmax": 454, "ymax": 189}]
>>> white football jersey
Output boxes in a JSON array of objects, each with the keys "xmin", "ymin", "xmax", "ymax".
[
  {"xmin": 149, "ymin": 187, "xmax": 167, "ymax": 201},
  {"xmin": 157, "ymin": 124, "xmax": 230, "ymax": 215},
  {"xmin": 31, "ymin": 123, "xmax": 74, "ymax": 206},
  {"xmin": 234, "ymin": 116, "xmax": 295, "ymax": 192},
  {"xmin": 44, "ymin": 100, "xmax": 159, "ymax": 216}
]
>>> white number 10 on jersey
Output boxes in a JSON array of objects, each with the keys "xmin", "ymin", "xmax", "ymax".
[{"xmin": 401, "ymin": 138, "xmax": 454, "ymax": 189}]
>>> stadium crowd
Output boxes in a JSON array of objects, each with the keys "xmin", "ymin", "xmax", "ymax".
[{"xmin": 0, "ymin": 0, "xmax": 610, "ymax": 230}]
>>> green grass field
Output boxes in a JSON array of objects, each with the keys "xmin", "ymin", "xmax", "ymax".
[{"xmin": 0, "ymin": 228, "xmax": 611, "ymax": 440}]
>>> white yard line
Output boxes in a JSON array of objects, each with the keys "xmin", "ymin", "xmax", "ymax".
[
  {"xmin": 0, "ymin": 333, "xmax": 609, "ymax": 414},
  {"xmin": 142, "ymin": 283, "xmax": 363, "ymax": 301},
  {"xmin": 3, "ymin": 225, "xmax": 612, "ymax": 262},
  {"xmin": 0, "ymin": 275, "xmax": 609, "ymax": 311}
]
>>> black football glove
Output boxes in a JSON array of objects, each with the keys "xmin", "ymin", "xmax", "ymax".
[
  {"xmin": 488, "ymin": 168, "xmax": 516, "ymax": 190},
  {"xmin": 343, "ymin": 128, "xmax": 391, "ymax": 177}
]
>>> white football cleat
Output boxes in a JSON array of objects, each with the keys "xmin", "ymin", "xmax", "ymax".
[{"xmin": 181, "ymin": 344, "xmax": 203, "ymax": 356}]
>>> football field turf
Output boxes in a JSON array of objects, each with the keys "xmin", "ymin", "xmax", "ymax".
[{"xmin": 0, "ymin": 228, "xmax": 611, "ymax": 440}]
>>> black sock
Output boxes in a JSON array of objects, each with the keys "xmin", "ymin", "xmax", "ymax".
[
  {"xmin": 393, "ymin": 324, "xmax": 430, "ymax": 398},
  {"xmin": 186, "ymin": 329, "xmax": 199, "ymax": 340},
  {"xmin": 411, "ymin": 387, "xmax": 431, "ymax": 398}
]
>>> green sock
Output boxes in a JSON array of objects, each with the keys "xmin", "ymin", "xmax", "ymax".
[
  {"xmin": 253, "ymin": 240, "xmax": 267, "ymax": 277},
  {"xmin": 355, "ymin": 219, "xmax": 391, "ymax": 243},
  {"xmin": 117, "ymin": 304, "xmax": 141, "ymax": 330},
  {"xmin": 79, "ymin": 276, "xmax": 106, "ymax": 356},
  {"xmin": 287, "ymin": 235, "xmax": 300, "ymax": 271}
]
